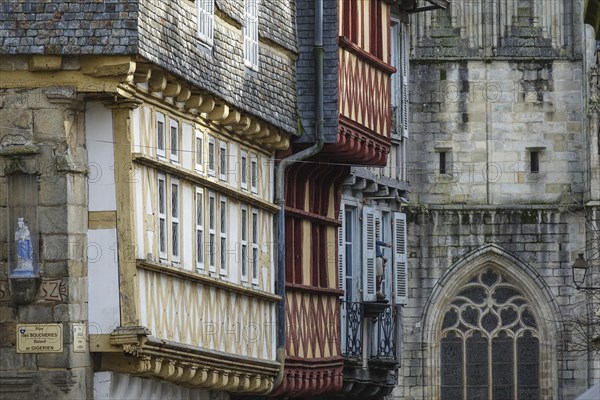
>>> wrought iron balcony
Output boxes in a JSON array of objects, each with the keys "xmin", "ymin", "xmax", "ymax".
[{"xmin": 341, "ymin": 301, "xmax": 400, "ymax": 364}]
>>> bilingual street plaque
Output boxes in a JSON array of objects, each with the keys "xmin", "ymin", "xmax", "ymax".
[{"xmin": 16, "ymin": 324, "xmax": 63, "ymax": 353}]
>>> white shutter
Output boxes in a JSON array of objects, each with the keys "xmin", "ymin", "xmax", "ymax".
[
  {"xmin": 338, "ymin": 205, "xmax": 347, "ymax": 352},
  {"xmin": 393, "ymin": 212, "xmax": 408, "ymax": 304},
  {"xmin": 338, "ymin": 205, "xmax": 345, "ymax": 295},
  {"xmin": 401, "ymin": 23, "xmax": 409, "ymax": 139},
  {"xmin": 362, "ymin": 206, "xmax": 376, "ymax": 301}
]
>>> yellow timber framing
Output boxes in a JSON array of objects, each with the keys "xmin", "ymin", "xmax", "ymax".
[
  {"xmin": 88, "ymin": 211, "xmax": 117, "ymax": 230},
  {"xmin": 133, "ymin": 153, "xmax": 279, "ymax": 214},
  {"xmin": 138, "ymin": 259, "xmax": 280, "ymax": 302},
  {"xmin": 107, "ymin": 99, "xmax": 143, "ymax": 326}
]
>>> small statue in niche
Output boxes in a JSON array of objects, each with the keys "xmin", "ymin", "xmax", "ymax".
[{"xmin": 14, "ymin": 217, "xmax": 34, "ymax": 275}]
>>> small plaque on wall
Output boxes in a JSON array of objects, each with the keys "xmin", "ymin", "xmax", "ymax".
[
  {"xmin": 73, "ymin": 323, "xmax": 87, "ymax": 353},
  {"xmin": 16, "ymin": 324, "xmax": 63, "ymax": 353}
]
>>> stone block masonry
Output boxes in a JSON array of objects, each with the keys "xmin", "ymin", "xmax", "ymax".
[{"xmin": 0, "ymin": 88, "xmax": 91, "ymax": 399}]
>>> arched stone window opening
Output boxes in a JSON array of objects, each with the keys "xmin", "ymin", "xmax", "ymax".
[{"xmin": 440, "ymin": 269, "xmax": 540, "ymax": 400}]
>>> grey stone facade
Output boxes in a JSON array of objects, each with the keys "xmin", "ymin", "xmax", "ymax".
[
  {"xmin": 397, "ymin": 0, "xmax": 599, "ymax": 399},
  {"xmin": 0, "ymin": 88, "xmax": 91, "ymax": 400}
]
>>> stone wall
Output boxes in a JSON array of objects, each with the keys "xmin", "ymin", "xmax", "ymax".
[
  {"xmin": 396, "ymin": 207, "xmax": 592, "ymax": 399},
  {"xmin": 396, "ymin": 1, "xmax": 597, "ymax": 399},
  {"xmin": 0, "ymin": 87, "xmax": 91, "ymax": 399},
  {"xmin": 407, "ymin": 60, "xmax": 585, "ymax": 206}
]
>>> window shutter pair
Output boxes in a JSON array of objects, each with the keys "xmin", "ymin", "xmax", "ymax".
[{"xmin": 361, "ymin": 208, "xmax": 408, "ymax": 304}]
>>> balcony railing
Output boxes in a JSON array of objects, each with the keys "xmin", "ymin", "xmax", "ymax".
[{"xmin": 341, "ymin": 301, "xmax": 400, "ymax": 363}]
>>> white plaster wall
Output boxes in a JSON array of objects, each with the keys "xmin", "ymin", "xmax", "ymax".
[
  {"xmin": 86, "ymin": 101, "xmax": 116, "ymax": 211},
  {"xmin": 93, "ymin": 371, "xmax": 225, "ymax": 400},
  {"xmin": 228, "ymin": 200, "xmax": 239, "ymax": 284},
  {"xmin": 88, "ymin": 228, "xmax": 120, "ymax": 334},
  {"xmin": 131, "ymin": 107, "xmax": 141, "ymax": 153},
  {"xmin": 182, "ymin": 122, "xmax": 193, "ymax": 170},
  {"xmin": 229, "ymin": 141, "xmax": 239, "ymax": 188},
  {"xmin": 135, "ymin": 165, "xmax": 146, "ymax": 260},
  {"xmin": 182, "ymin": 184, "xmax": 193, "ymax": 272}
]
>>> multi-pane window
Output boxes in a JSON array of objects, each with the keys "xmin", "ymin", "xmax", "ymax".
[
  {"xmin": 250, "ymin": 153, "xmax": 258, "ymax": 194},
  {"xmin": 208, "ymin": 136, "xmax": 216, "ymax": 176},
  {"xmin": 208, "ymin": 192, "xmax": 216, "ymax": 272},
  {"xmin": 243, "ymin": 0, "xmax": 259, "ymax": 69},
  {"xmin": 156, "ymin": 112, "xmax": 166, "ymax": 158},
  {"xmin": 170, "ymin": 179, "xmax": 180, "ymax": 262},
  {"xmin": 219, "ymin": 196, "xmax": 228, "ymax": 275},
  {"xmin": 157, "ymin": 173, "xmax": 167, "ymax": 259},
  {"xmin": 219, "ymin": 141, "xmax": 227, "ymax": 181},
  {"xmin": 196, "ymin": 0, "xmax": 214, "ymax": 45},
  {"xmin": 251, "ymin": 209, "xmax": 259, "ymax": 284},
  {"xmin": 195, "ymin": 129, "xmax": 203, "ymax": 172},
  {"xmin": 195, "ymin": 188, "xmax": 204, "ymax": 270},
  {"xmin": 240, "ymin": 150, "xmax": 248, "ymax": 190},
  {"xmin": 169, "ymin": 119, "xmax": 179, "ymax": 163},
  {"xmin": 241, "ymin": 206, "xmax": 249, "ymax": 282},
  {"xmin": 440, "ymin": 270, "xmax": 540, "ymax": 400}
]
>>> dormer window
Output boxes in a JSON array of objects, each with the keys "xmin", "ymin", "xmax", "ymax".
[
  {"xmin": 197, "ymin": 0, "xmax": 214, "ymax": 46},
  {"xmin": 244, "ymin": 0, "xmax": 259, "ymax": 69}
]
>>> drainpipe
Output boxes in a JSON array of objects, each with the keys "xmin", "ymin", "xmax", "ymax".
[{"xmin": 272, "ymin": 0, "xmax": 325, "ymax": 389}]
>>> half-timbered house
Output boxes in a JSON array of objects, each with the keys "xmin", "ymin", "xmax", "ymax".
[
  {"xmin": 0, "ymin": 1, "xmax": 297, "ymax": 398},
  {"xmin": 270, "ymin": 1, "xmax": 445, "ymax": 398}
]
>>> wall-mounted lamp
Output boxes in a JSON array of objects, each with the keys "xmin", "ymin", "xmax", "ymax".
[{"xmin": 571, "ymin": 253, "xmax": 599, "ymax": 290}]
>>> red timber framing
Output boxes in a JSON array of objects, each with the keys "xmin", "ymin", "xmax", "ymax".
[
  {"xmin": 337, "ymin": 0, "xmax": 393, "ymax": 166},
  {"xmin": 271, "ymin": 159, "xmax": 348, "ymax": 397},
  {"xmin": 272, "ymin": 0, "xmax": 394, "ymax": 397}
]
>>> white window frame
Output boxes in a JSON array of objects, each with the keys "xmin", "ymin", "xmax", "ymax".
[
  {"xmin": 196, "ymin": 0, "xmax": 214, "ymax": 46},
  {"xmin": 250, "ymin": 153, "xmax": 258, "ymax": 194},
  {"xmin": 157, "ymin": 173, "xmax": 167, "ymax": 260},
  {"xmin": 208, "ymin": 136, "xmax": 216, "ymax": 177},
  {"xmin": 241, "ymin": 205, "xmax": 249, "ymax": 282},
  {"xmin": 240, "ymin": 150, "xmax": 248, "ymax": 191},
  {"xmin": 219, "ymin": 196, "xmax": 228, "ymax": 276},
  {"xmin": 169, "ymin": 119, "xmax": 179, "ymax": 163},
  {"xmin": 219, "ymin": 140, "xmax": 227, "ymax": 181},
  {"xmin": 208, "ymin": 191, "xmax": 217, "ymax": 272},
  {"xmin": 251, "ymin": 208, "xmax": 259, "ymax": 285},
  {"xmin": 195, "ymin": 129, "xmax": 204, "ymax": 172},
  {"xmin": 195, "ymin": 187, "xmax": 204, "ymax": 271},
  {"xmin": 156, "ymin": 112, "xmax": 166, "ymax": 159},
  {"xmin": 170, "ymin": 178, "xmax": 180, "ymax": 263},
  {"xmin": 243, "ymin": 0, "xmax": 259, "ymax": 70}
]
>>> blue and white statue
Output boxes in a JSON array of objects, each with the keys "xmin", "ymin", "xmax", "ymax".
[{"xmin": 14, "ymin": 217, "xmax": 34, "ymax": 275}]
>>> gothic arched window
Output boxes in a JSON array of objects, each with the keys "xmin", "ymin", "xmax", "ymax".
[{"xmin": 440, "ymin": 269, "xmax": 540, "ymax": 400}]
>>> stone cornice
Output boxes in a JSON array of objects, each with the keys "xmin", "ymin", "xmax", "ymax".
[
  {"xmin": 97, "ymin": 327, "xmax": 279, "ymax": 394},
  {"xmin": 123, "ymin": 61, "xmax": 291, "ymax": 151}
]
